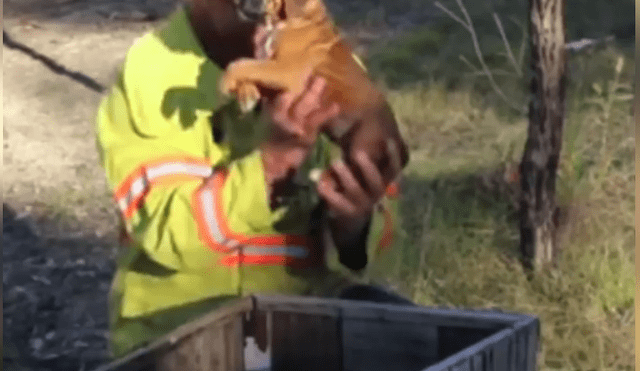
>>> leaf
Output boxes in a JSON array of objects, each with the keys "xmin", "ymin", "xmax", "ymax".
[
  {"xmin": 583, "ymin": 97, "xmax": 605, "ymax": 107},
  {"xmin": 614, "ymin": 83, "xmax": 633, "ymax": 92},
  {"xmin": 612, "ymin": 94, "xmax": 634, "ymax": 102},
  {"xmin": 615, "ymin": 56, "xmax": 624, "ymax": 75},
  {"xmin": 591, "ymin": 82, "xmax": 603, "ymax": 95}
]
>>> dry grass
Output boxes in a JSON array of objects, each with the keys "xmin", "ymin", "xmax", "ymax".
[{"xmin": 363, "ymin": 23, "xmax": 634, "ymax": 370}]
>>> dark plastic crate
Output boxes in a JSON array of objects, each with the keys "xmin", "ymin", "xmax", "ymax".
[{"xmin": 93, "ymin": 295, "xmax": 540, "ymax": 371}]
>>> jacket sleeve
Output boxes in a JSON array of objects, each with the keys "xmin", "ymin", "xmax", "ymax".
[{"xmin": 95, "ymin": 70, "xmax": 312, "ymax": 273}]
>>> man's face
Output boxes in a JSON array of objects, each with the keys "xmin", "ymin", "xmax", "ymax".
[
  {"xmin": 187, "ymin": 0, "xmax": 264, "ymax": 63},
  {"xmin": 193, "ymin": 0, "xmax": 266, "ymax": 25}
]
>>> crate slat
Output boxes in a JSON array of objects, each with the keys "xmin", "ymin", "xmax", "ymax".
[
  {"xmin": 155, "ymin": 315, "xmax": 244, "ymax": 371},
  {"xmin": 270, "ymin": 310, "xmax": 341, "ymax": 370},
  {"xmin": 342, "ymin": 317, "xmax": 438, "ymax": 371}
]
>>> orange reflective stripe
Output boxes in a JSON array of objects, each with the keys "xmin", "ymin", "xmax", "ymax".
[
  {"xmin": 115, "ymin": 155, "xmax": 213, "ymax": 220},
  {"xmin": 376, "ymin": 203, "xmax": 394, "ymax": 254},
  {"xmin": 192, "ymin": 167, "xmax": 321, "ymax": 267},
  {"xmin": 210, "ymin": 170, "xmax": 312, "ymax": 246},
  {"xmin": 218, "ymin": 251, "xmax": 319, "ymax": 268}
]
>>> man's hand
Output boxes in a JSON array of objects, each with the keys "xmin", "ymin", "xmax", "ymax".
[
  {"xmin": 264, "ymin": 69, "xmax": 339, "ymax": 147},
  {"xmin": 318, "ymin": 140, "xmax": 403, "ymax": 245},
  {"xmin": 260, "ymin": 70, "xmax": 340, "ymax": 188}
]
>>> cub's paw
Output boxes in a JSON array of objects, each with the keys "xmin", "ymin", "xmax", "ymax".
[
  {"xmin": 237, "ymin": 83, "xmax": 261, "ymax": 113},
  {"xmin": 219, "ymin": 74, "xmax": 239, "ymax": 96},
  {"xmin": 219, "ymin": 58, "xmax": 254, "ymax": 95}
]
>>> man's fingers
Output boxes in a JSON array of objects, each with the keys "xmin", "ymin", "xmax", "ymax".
[
  {"xmin": 318, "ymin": 178, "xmax": 357, "ymax": 217},
  {"xmin": 272, "ymin": 92, "xmax": 295, "ymax": 123},
  {"xmin": 292, "ymin": 76, "xmax": 326, "ymax": 120},
  {"xmin": 353, "ymin": 151, "xmax": 385, "ymax": 198},
  {"xmin": 386, "ymin": 139, "xmax": 403, "ymax": 180},
  {"xmin": 270, "ymin": 92, "xmax": 308, "ymax": 137},
  {"xmin": 330, "ymin": 160, "xmax": 370, "ymax": 207},
  {"xmin": 307, "ymin": 102, "xmax": 340, "ymax": 131}
]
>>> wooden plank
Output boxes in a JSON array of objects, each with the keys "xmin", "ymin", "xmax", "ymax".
[
  {"xmin": 93, "ymin": 298, "xmax": 253, "ymax": 371},
  {"xmin": 222, "ymin": 315, "xmax": 245, "ymax": 371},
  {"xmin": 155, "ymin": 315, "xmax": 244, "ymax": 371},
  {"xmin": 198, "ymin": 323, "xmax": 222, "ymax": 371},
  {"xmin": 270, "ymin": 310, "xmax": 341, "ymax": 371},
  {"xmin": 193, "ymin": 318, "xmax": 242, "ymax": 371},
  {"xmin": 342, "ymin": 317, "xmax": 438, "ymax": 371},
  {"xmin": 156, "ymin": 331, "xmax": 200, "ymax": 371}
]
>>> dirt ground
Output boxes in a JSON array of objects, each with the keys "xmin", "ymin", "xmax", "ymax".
[
  {"xmin": 3, "ymin": 2, "xmax": 182, "ymax": 369},
  {"xmin": 3, "ymin": 0, "xmax": 424, "ymax": 369}
]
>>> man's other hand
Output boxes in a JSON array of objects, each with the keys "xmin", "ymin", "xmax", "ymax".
[
  {"xmin": 319, "ymin": 141, "xmax": 403, "ymax": 243},
  {"xmin": 260, "ymin": 69, "xmax": 340, "ymax": 187},
  {"xmin": 264, "ymin": 69, "xmax": 340, "ymax": 147}
]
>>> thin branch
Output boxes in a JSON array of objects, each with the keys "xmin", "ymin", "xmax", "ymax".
[
  {"xmin": 493, "ymin": 12, "xmax": 522, "ymax": 76},
  {"xmin": 433, "ymin": 2, "xmax": 470, "ymax": 32},
  {"xmin": 518, "ymin": 29, "xmax": 528, "ymax": 69},
  {"xmin": 453, "ymin": 0, "xmax": 524, "ymax": 113},
  {"xmin": 506, "ymin": 15, "xmax": 528, "ymax": 68},
  {"xmin": 463, "ymin": 70, "xmax": 521, "ymax": 77},
  {"xmin": 565, "ymin": 35, "xmax": 615, "ymax": 52},
  {"xmin": 459, "ymin": 55, "xmax": 481, "ymax": 72}
]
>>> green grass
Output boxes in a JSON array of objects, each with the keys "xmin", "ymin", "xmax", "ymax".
[
  {"xmin": 350, "ymin": 2, "xmax": 635, "ymax": 369},
  {"xmin": 363, "ymin": 0, "xmax": 634, "ymax": 93}
]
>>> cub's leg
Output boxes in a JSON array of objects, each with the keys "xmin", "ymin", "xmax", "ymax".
[
  {"xmin": 236, "ymin": 82, "xmax": 261, "ymax": 113},
  {"xmin": 220, "ymin": 58, "xmax": 316, "ymax": 98}
]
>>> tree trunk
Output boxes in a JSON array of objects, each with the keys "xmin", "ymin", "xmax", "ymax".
[{"xmin": 519, "ymin": 0, "xmax": 567, "ymax": 271}]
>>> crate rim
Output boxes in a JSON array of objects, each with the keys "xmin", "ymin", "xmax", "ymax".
[
  {"xmin": 252, "ymin": 294, "xmax": 539, "ymax": 323},
  {"xmin": 419, "ymin": 316, "xmax": 541, "ymax": 371},
  {"xmin": 91, "ymin": 296, "xmax": 255, "ymax": 371},
  {"xmin": 91, "ymin": 295, "xmax": 540, "ymax": 371}
]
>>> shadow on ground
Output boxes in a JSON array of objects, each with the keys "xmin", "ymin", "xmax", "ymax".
[
  {"xmin": 3, "ymin": 203, "xmax": 117, "ymax": 371},
  {"xmin": 398, "ymin": 166, "xmax": 522, "ymax": 263},
  {"xmin": 3, "ymin": 30, "xmax": 106, "ymax": 93},
  {"xmin": 3, "ymin": 0, "xmax": 180, "ymax": 23}
]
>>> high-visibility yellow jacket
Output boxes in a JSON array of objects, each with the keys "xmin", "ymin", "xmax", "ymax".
[{"xmin": 95, "ymin": 6, "xmax": 402, "ymax": 358}]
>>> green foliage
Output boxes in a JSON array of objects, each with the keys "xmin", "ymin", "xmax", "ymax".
[
  {"xmin": 332, "ymin": 2, "xmax": 635, "ymax": 369},
  {"xmin": 364, "ymin": 0, "xmax": 634, "ymax": 98},
  {"xmin": 367, "ymin": 48, "xmax": 635, "ymax": 370}
]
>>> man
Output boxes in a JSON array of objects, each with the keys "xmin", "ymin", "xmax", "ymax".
[{"xmin": 95, "ymin": 0, "xmax": 410, "ymax": 359}]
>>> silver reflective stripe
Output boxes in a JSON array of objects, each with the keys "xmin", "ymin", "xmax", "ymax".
[
  {"xmin": 118, "ymin": 198, "xmax": 128, "ymax": 213},
  {"xmin": 198, "ymin": 176, "xmax": 312, "ymax": 260},
  {"xmin": 243, "ymin": 246, "xmax": 309, "ymax": 259},
  {"xmin": 118, "ymin": 176, "xmax": 149, "ymax": 212},
  {"xmin": 199, "ymin": 188, "xmax": 234, "ymax": 248},
  {"xmin": 128, "ymin": 177, "xmax": 148, "ymax": 201},
  {"xmin": 118, "ymin": 162, "xmax": 212, "ymax": 213},
  {"xmin": 146, "ymin": 163, "xmax": 213, "ymax": 179}
]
